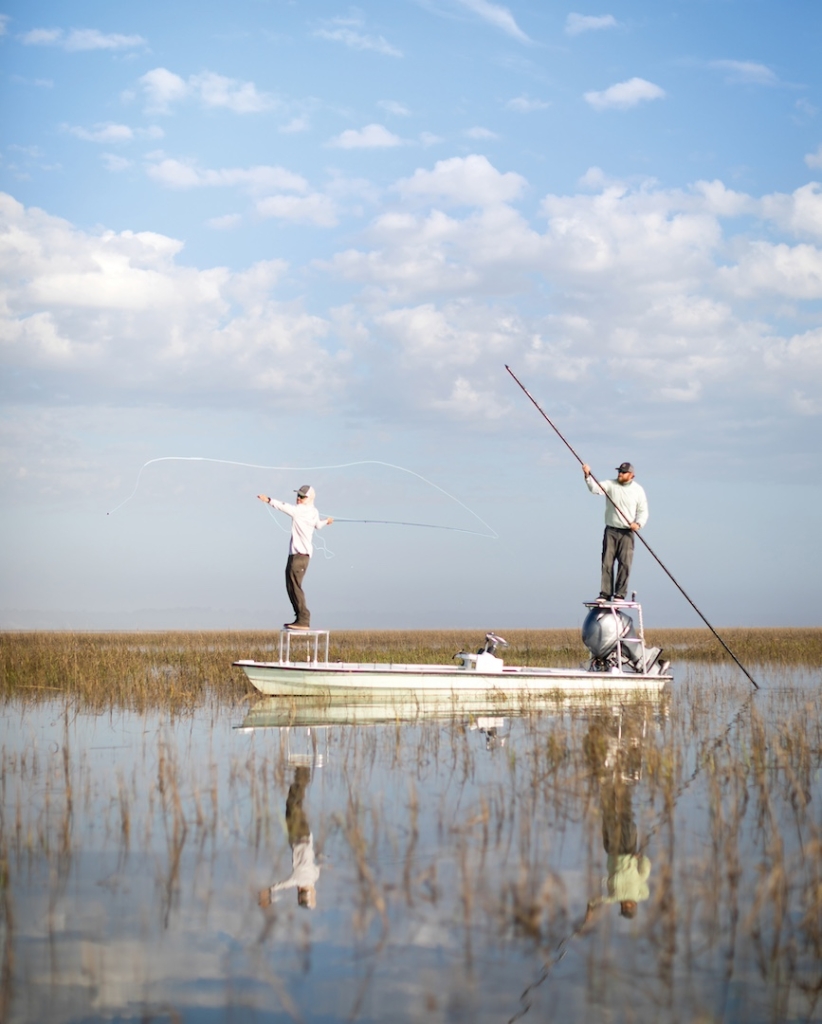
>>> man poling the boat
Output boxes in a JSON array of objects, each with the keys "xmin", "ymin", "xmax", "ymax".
[
  {"xmin": 256, "ymin": 485, "xmax": 333, "ymax": 631},
  {"xmin": 582, "ymin": 461, "xmax": 649, "ymax": 603},
  {"xmin": 504, "ymin": 363, "xmax": 760, "ymax": 690}
]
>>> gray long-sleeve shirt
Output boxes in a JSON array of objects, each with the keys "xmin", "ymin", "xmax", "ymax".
[{"xmin": 586, "ymin": 475, "xmax": 649, "ymax": 530}]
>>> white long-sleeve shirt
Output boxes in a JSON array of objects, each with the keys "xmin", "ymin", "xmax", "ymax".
[
  {"xmin": 602, "ymin": 853, "xmax": 651, "ymax": 904},
  {"xmin": 269, "ymin": 835, "xmax": 320, "ymax": 896},
  {"xmin": 585, "ymin": 476, "xmax": 649, "ymax": 530},
  {"xmin": 268, "ymin": 499, "xmax": 330, "ymax": 556}
]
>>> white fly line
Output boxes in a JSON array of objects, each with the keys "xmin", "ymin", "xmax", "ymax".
[{"xmin": 106, "ymin": 457, "xmax": 499, "ymax": 549}]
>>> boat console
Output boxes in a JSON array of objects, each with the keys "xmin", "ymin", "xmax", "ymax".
[{"xmin": 454, "ymin": 632, "xmax": 509, "ymax": 672}]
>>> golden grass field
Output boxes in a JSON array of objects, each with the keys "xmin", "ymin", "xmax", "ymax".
[{"xmin": 1, "ymin": 627, "xmax": 820, "ymax": 709}]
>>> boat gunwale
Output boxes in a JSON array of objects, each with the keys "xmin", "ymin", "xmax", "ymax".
[{"xmin": 232, "ymin": 659, "xmax": 672, "ymax": 685}]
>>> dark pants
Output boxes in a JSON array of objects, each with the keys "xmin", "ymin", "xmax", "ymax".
[
  {"xmin": 601, "ymin": 526, "xmax": 634, "ymax": 600},
  {"xmin": 601, "ymin": 781, "xmax": 638, "ymax": 856},
  {"xmin": 286, "ymin": 766, "xmax": 311, "ymax": 846},
  {"xmin": 285, "ymin": 553, "xmax": 310, "ymax": 626}
]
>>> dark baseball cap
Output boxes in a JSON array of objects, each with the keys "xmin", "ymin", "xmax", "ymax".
[
  {"xmin": 616, "ymin": 462, "xmax": 634, "ymax": 474},
  {"xmin": 295, "ymin": 485, "xmax": 314, "ymax": 499}
]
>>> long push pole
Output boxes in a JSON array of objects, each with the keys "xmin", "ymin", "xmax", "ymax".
[{"xmin": 505, "ymin": 364, "xmax": 759, "ymax": 690}]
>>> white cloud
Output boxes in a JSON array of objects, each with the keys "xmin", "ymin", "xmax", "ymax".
[
  {"xmin": 0, "ymin": 14, "xmax": 10, "ymax": 36},
  {"xmin": 565, "ymin": 13, "xmax": 617, "ymax": 36},
  {"xmin": 101, "ymin": 154, "xmax": 132, "ymax": 173},
  {"xmin": 190, "ymin": 71, "xmax": 277, "ymax": 113},
  {"xmin": 21, "ymin": 27, "xmax": 146, "ymax": 51},
  {"xmin": 717, "ymin": 241, "xmax": 822, "ymax": 299},
  {"xmin": 255, "ymin": 193, "xmax": 338, "ymax": 227},
  {"xmin": 538, "ymin": 184, "xmax": 721, "ymax": 282},
  {"xmin": 137, "ymin": 68, "xmax": 278, "ymax": 115},
  {"xmin": 67, "ymin": 122, "xmax": 165, "ymax": 144},
  {"xmin": 793, "ymin": 98, "xmax": 817, "ymax": 123},
  {"xmin": 709, "ymin": 60, "xmax": 779, "ymax": 86},
  {"xmin": 464, "ymin": 126, "xmax": 499, "ymax": 140},
  {"xmin": 506, "ymin": 95, "xmax": 550, "ymax": 112},
  {"xmin": 432, "ymin": 375, "xmax": 509, "ymax": 419},
  {"xmin": 138, "ymin": 68, "xmax": 189, "ymax": 114},
  {"xmin": 328, "ymin": 124, "xmax": 402, "ymax": 149},
  {"xmin": 143, "ymin": 159, "xmax": 339, "ymax": 226},
  {"xmin": 69, "ymin": 122, "xmax": 135, "ymax": 143},
  {"xmin": 0, "ymin": 193, "xmax": 340, "ymax": 405},
  {"xmin": 453, "ymin": 0, "xmax": 530, "ymax": 42},
  {"xmin": 584, "ymin": 77, "xmax": 666, "ymax": 111},
  {"xmin": 397, "ymin": 155, "xmax": 526, "ymax": 207},
  {"xmin": 379, "ymin": 100, "xmax": 411, "ymax": 116},
  {"xmin": 4, "ymin": 163, "xmax": 822, "ymax": 439},
  {"xmin": 19, "ymin": 28, "xmax": 62, "ymax": 45},
  {"xmin": 420, "ymin": 132, "xmax": 444, "ymax": 147},
  {"xmin": 324, "ymin": 168, "xmax": 822, "ymax": 426},
  {"xmin": 146, "ymin": 158, "xmax": 308, "ymax": 194},
  {"xmin": 760, "ymin": 183, "xmax": 822, "ymax": 240},
  {"xmin": 691, "ymin": 179, "xmax": 753, "ymax": 218},
  {"xmin": 314, "ymin": 25, "xmax": 402, "ymax": 57},
  {"xmin": 279, "ymin": 116, "xmax": 311, "ymax": 134},
  {"xmin": 805, "ymin": 144, "xmax": 822, "ymax": 169},
  {"xmin": 207, "ymin": 214, "xmax": 242, "ymax": 230},
  {"xmin": 763, "ymin": 329, "xmax": 822, "ymax": 415},
  {"xmin": 578, "ymin": 166, "xmax": 610, "ymax": 190},
  {"xmin": 791, "ymin": 390, "xmax": 820, "ymax": 416}
]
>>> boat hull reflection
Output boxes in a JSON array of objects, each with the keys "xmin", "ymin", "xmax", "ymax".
[{"xmin": 237, "ymin": 691, "xmax": 670, "ymax": 730}]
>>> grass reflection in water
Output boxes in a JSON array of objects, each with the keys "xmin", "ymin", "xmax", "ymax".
[{"xmin": 0, "ymin": 632, "xmax": 820, "ymax": 1023}]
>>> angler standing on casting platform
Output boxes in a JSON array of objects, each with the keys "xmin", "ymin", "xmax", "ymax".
[
  {"xmin": 583, "ymin": 462, "xmax": 648, "ymax": 603},
  {"xmin": 257, "ymin": 485, "xmax": 333, "ymax": 630}
]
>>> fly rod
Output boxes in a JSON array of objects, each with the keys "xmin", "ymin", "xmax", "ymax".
[{"xmin": 505, "ymin": 364, "xmax": 759, "ymax": 690}]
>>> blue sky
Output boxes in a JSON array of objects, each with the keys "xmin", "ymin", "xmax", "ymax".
[{"xmin": 1, "ymin": 0, "xmax": 820, "ymax": 631}]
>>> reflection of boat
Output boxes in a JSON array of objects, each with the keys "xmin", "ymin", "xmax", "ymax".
[
  {"xmin": 237, "ymin": 692, "xmax": 649, "ymax": 731},
  {"xmin": 234, "ymin": 600, "xmax": 672, "ymax": 700}
]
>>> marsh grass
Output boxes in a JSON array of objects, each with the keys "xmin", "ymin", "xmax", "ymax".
[{"xmin": 1, "ymin": 628, "xmax": 820, "ymax": 708}]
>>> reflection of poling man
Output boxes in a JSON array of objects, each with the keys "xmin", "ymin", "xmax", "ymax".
[
  {"xmin": 583, "ymin": 717, "xmax": 651, "ymax": 921},
  {"xmin": 256, "ymin": 485, "xmax": 333, "ymax": 631},
  {"xmin": 258, "ymin": 766, "xmax": 319, "ymax": 910},
  {"xmin": 594, "ymin": 778, "xmax": 650, "ymax": 919},
  {"xmin": 582, "ymin": 462, "xmax": 648, "ymax": 603}
]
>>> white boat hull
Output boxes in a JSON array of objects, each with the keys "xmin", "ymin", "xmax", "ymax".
[{"xmin": 233, "ymin": 659, "xmax": 671, "ymax": 699}]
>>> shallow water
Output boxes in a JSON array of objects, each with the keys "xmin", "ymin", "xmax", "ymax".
[{"xmin": 1, "ymin": 662, "xmax": 820, "ymax": 1024}]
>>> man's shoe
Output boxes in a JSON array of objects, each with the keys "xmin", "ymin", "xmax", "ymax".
[
  {"xmin": 287, "ymin": 623, "xmax": 310, "ymax": 631},
  {"xmin": 595, "ymin": 596, "xmax": 610, "ymax": 604}
]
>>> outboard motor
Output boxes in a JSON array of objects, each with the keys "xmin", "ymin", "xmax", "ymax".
[
  {"xmin": 582, "ymin": 604, "xmax": 666, "ymax": 674},
  {"xmin": 582, "ymin": 606, "xmax": 634, "ymax": 664}
]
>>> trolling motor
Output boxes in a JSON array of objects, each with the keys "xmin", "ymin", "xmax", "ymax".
[
  {"xmin": 454, "ymin": 632, "xmax": 509, "ymax": 673},
  {"xmin": 582, "ymin": 598, "xmax": 669, "ymax": 675}
]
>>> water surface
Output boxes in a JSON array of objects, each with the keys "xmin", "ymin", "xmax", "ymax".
[{"xmin": 1, "ymin": 662, "xmax": 820, "ymax": 1023}]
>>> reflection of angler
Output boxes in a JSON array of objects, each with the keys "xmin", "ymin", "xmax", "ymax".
[{"xmin": 259, "ymin": 766, "xmax": 320, "ymax": 910}]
